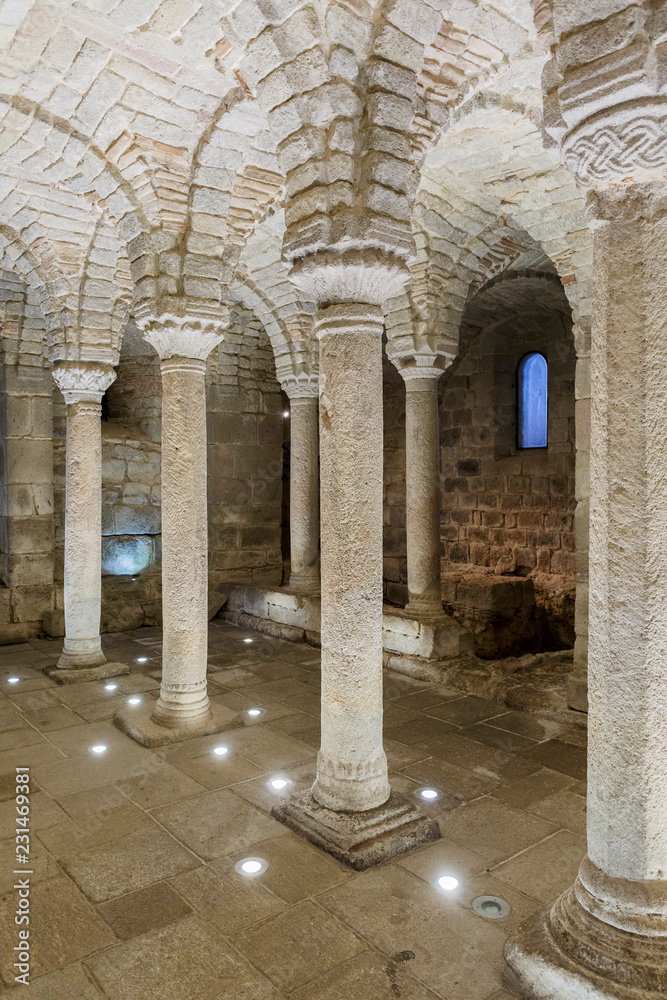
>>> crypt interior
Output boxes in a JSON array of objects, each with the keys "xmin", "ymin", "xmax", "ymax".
[{"xmin": 0, "ymin": 1, "xmax": 665, "ymax": 998}]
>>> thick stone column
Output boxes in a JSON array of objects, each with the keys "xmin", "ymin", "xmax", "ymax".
[
  {"xmin": 281, "ymin": 374, "xmax": 320, "ymax": 592},
  {"xmin": 114, "ymin": 321, "xmax": 237, "ymax": 746},
  {"xmin": 505, "ymin": 182, "xmax": 667, "ymax": 999},
  {"xmin": 397, "ymin": 361, "xmax": 448, "ymax": 616},
  {"xmin": 272, "ymin": 253, "xmax": 439, "ymax": 868},
  {"xmin": 50, "ymin": 362, "xmax": 128, "ymax": 683}
]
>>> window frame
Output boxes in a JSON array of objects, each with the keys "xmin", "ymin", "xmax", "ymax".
[{"xmin": 516, "ymin": 350, "xmax": 549, "ymax": 451}]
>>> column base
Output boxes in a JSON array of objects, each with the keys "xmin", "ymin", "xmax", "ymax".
[
  {"xmin": 113, "ymin": 700, "xmax": 240, "ymax": 748},
  {"xmin": 403, "ymin": 601, "xmax": 446, "ymax": 620},
  {"xmin": 504, "ymin": 886, "xmax": 667, "ymax": 1000},
  {"xmin": 566, "ymin": 669, "xmax": 589, "ymax": 712},
  {"xmin": 271, "ymin": 788, "xmax": 440, "ymax": 871},
  {"xmin": 46, "ymin": 661, "xmax": 131, "ymax": 685}
]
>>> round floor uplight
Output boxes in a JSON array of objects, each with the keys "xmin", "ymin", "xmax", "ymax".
[
  {"xmin": 89, "ymin": 745, "xmax": 108, "ymax": 755},
  {"xmin": 472, "ymin": 895, "xmax": 510, "ymax": 919},
  {"xmin": 212, "ymin": 746, "xmax": 230, "ymax": 757},
  {"xmin": 235, "ymin": 856, "xmax": 268, "ymax": 877},
  {"xmin": 136, "ymin": 657, "xmax": 148, "ymax": 663},
  {"xmin": 416, "ymin": 786, "xmax": 443, "ymax": 802},
  {"xmin": 104, "ymin": 683, "xmax": 118, "ymax": 691},
  {"xmin": 268, "ymin": 777, "xmax": 291, "ymax": 791},
  {"xmin": 243, "ymin": 638, "xmax": 253, "ymax": 644},
  {"xmin": 6, "ymin": 677, "xmax": 20, "ymax": 684},
  {"xmin": 437, "ymin": 875, "xmax": 460, "ymax": 892},
  {"xmin": 246, "ymin": 708, "xmax": 263, "ymax": 718},
  {"xmin": 127, "ymin": 696, "xmax": 142, "ymax": 706}
]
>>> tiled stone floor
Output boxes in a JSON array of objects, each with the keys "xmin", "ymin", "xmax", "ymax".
[{"xmin": 0, "ymin": 621, "xmax": 587, "ymax": 999}]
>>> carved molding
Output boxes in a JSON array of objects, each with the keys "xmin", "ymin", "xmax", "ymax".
[
  {"xmin": 289, "ymin": 249, "xmax": 410, "ymax": 307},
  {"xmin": 562, "ymin": 104, "xmax": 667, "ymax": 190},
  {"xmin": 392, "ymin": 351, "xmax": 454, "ymax": 381},
  {"xmin": 281, "ymin": 373, "xmax": 319, "ymax": 398},
  {"xmin": 135, "ymin": 313, "xmax": 226, "ymax": 361},
  {"xmin": 51, "ymin": 361, "xmax": 117, "ymax": 404}
]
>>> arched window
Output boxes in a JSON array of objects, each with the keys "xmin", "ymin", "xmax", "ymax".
[{"xmin": 517, "ymin": 352, "xmax": 548, "ymax": 448}]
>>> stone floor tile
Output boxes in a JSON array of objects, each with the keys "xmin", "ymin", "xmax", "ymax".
[
  {"xmin": 290, "ymin": 950, "xmax": 442, "ymax": 1000},
  {"xmin": 96, "ymin": 882, "xmax": 193, "ymax": 939},
  {"xmin": 0, "ymin": 876, "xmax": 115, "ymax": 983},
  {"xmin": 267, "ymin": 710, "xmax": 322, "ymax": 735},
  {"xmin": 85, "ymin": 915, "xmax": 278, "ymax": 1000},
  {"xmin": 117, "ymin": 761, "xmax": 206, "ymax": 808},
  {"xmin": 391, "ymin": 685, "xmax": 462, "ymax": 710},
  {"xmin": 426, "ymin": 696, "xmax": 505, "ymax": 728},
  {"xmin": 399, "ymin": 756, "xmax": 499, "ymax": 802},
  {"xmin": 21, "ymin": 705, "xmax": 85, "ymax": 732},
  {"xmin": 519, "ymin": 739, "xmax": 587, "ymax": 780},
  {"xmin": 0, "ymin": 726, "xmax": 47, "ymax": 752},
  {"xmin": 379, "ymin": 704, "xmax": 422, "ymax": 729},
  {"xmin": 36, "ymin": 793, "xmax": 154, "ymax": 858},
  {"xmin": 45, "ymin": 721, "xmax": 138, "ymax": 758},
  {"xmin": 525, "ymin": 788, "xmax": 587, "ymax": 836},
  {"xmin": 0, "ymin": 790, "xmax": 66, "ymax": 838},
  {"xmin": 211, "ymin": 690, "xmax": 294, "ymax": 723},
  {"xmin": 248, "ymin": 659, "xmax": 307, "ymax": 680},
  {"xmin": 230, "ymin": 833, "xmax": 352, "ymax": 903},
  {"xmin": 383, "ymin": 738, "xmax": 431, "ymax": 769},
  {"xmin": 169, "ymin": 748, "xmax": 263, "ymax": 789},
  {"xmin": 558, "ymin": 725, "xmax": 588, "ymax": 748},
  {"xmin": 4, "ymin": 688, "xmax": 62, "ymax": 712},
  {"xmin": 53, "ymin": 682, "xmax": 121, "ymax": 707},
  {"xmin": 225, "ymin": 769, "xmax": 310, "ymax": 814},
  {"xmin": 417, "ymin": 731, "xmax": 542, "ymax": 783},
  {"xmin": 438, "ymin": 798, "xmax": 558, "ymax": 867},
  {"xmin": 68, "ymin": 696, "xmax": 127, "ymax": 722},
  {"xmin": 151, "ymin": 787, "xmax": 287, "ymax": 860},
  {"xmin": 0, "ymin": 838, "xmax": 61, "ymax": 891},
  {"xmin": 484, "ymin": 711, "xmax": 568, "ymax": 742},
  {"xmin": 208, "ymin": 667, "xmax": 262, "ymax": 688},
  {"xmin": 170, "ymin": 858, "xmax": 287, "ymax": 934},
  {"xmin": 32, "ymin": 745, "xmax": 161, "ymax": 796},
  {"xmin": 459, "ymin": 723, "xmax": 538, "ymax": 755},
  {"xmin": 491, "ymin": 768, "xmax": 574, "ymax": 810},
  {"xmin": 492, "ymin": 829, "xmax": 586, "ymax": 902},
  {"xmin": 384, "ymin": 716, "xmax": 457, "ymax": 746},
  {"xmin": 395, "ymin": 835, "xmax": 489, "ymax": 885},
  {"xmin": 233, "ymin": 900, "xmax": 365, "ymax": 994},
  {"xmin": 0, "ymin": 741, "xmax": 65, "ymax": 773},
  {"xmin": 318, "ymin": 864, "xmax": 507, "ymax": 1000},
  {"xmin": 224, "ymin": 726, "xmax": 315, "ymax": 770},
  {"xmin": 60, "ymin": 825, "xmax": 200, "ymax": 902},
  {"xmin": 0, "ymin": 962, "xmax": 103, "ymax": 999}
]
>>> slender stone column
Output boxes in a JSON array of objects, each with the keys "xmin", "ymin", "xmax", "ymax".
[
  {"xmin": 114, "ymin": 319, "xmax": 237, "ymax": 747},
  {"xmin": 505, "ymin": 181, "xmax": 667, "ymax": 998},
  {"xmin": 398, "ymin": 364, "xmax": 447, "ymax": 616},
  {"xmin": 272, "ymin": 253, "xmax": 439, "ymax": 868},
  {"xmin": 50, "ymin": 362, "xmax": 129, "ymax": 683},
  {"xmin": 281, "ymin": 375, "xmax": 320, "ymax": 592}
]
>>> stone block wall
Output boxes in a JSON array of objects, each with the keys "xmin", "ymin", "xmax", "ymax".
[{"xmin": 383, "ymin": 351, "xmax": 407, "ymax": 604}]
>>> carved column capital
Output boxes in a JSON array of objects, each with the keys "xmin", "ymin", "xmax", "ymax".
[
  {"xmin": 281, "ymin": 373, "xmax": 319, "ymax": 399},
  {"xmin": 392, "ymin": 351, "xmax": 454, "ymax": 384},
  {"xmin": 134, "ymin": 303, "xmax": 228, "ymax": 361},
  {"xmin": 289, "ymin": 249, "xmax": 410, "ymax": 308},
  {"xmin": 51, "ymin": 361, "xmax": 117, "ymax": 404}
]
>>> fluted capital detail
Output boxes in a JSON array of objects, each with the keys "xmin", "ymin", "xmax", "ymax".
[
  {"xmin": 392, "ymin": 351, "xmax": 454, "ymax": 383},
  {"xmin": 51, "ymin": 361, "xmax": 116, "ymax": 404},
  {"xmin": 281, "ymin": 373, "xmax": 319, "ymax": 399},
  {"xmin": 289, "ymin": 249, "xmax": 409, "ymax": 307},
  {"xmin": 134, "ymin": 303, "xmax": 228, "ymax": 361}
]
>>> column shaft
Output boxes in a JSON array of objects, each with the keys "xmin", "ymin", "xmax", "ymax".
[
  {"xmin": 288, "ymin": 394, "xmax": 319, "ymax": 590},
  {"xmin": 60, "ymin": 399, "xmax": 106, "ymax": 667},
  {"xmin": 403, "ymin": 375, "xmax": 442, "ymax": 614},
  {"xmin": 313, "ymin": 303, "xmax": 390, "ymax": 812},
  {"xmin": 152, "ymin": 356, "xmax": 211, "ymax": 726}
]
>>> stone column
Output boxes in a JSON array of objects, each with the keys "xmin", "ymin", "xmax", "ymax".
[
  {"xmin": 506, "ymin": 181, "xmax": 667, "ymax": 998},
  {"xmin": 272, "ymin": 253, "xmax": 439, "ymax": 868},
  {"xmin": 568, "ymin": 333, "xmax": 591, "ymax": 712},
  {"xmin": 50, "ymin": 362, "xmax": 129, "ymax": 683},
  {"xmin": 114, "ymin": 321, "xmax": 237, "ymax": 747},
  {"xmin": 397, "ymin": 362, "xmax": 448, "ymax": 616},
  {"xmin": 281, "ymin": 375, "xmax": 320, "ymax": 592}
]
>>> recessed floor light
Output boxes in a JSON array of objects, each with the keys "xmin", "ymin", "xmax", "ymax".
[
  {"xmin": 283, "ymin": 410, "xmax": 290, "ymax": 418},
  {"xmin": 212, "ymin": 746, "xmax": 229, "ymax": 756},
  {"xmin": 136, "ymin": 657, "xmax": 148, "ymax": 663},
  {"xmin": 416, "ymin": 786, "xmax": 442, "ymax": 802},
  {"xmin": 104, "ymin": 683, "xmax": 118, "ymax": 691},
  {"xmin": 472, "ymin": 895, "xmax": 510, "ymax": 919},
  {"xmin": 268, "ymin": 777, "xmax": 291, "ymax": 791},
  {"xmin": 89, "ymin": 745, "xmax": 108, "ymax": 754},
  {"xmin": 243, "ymin": 638, "xmax": 253, "ymax": 644},
  {"xmin": 127, "ymin": 697, "xmax": 142, "ymax": 706},
  {"xmin": 235, "ymin": 856, "xmax": 268, "ymax": 876},
  {"xmin": 246, "ymin": 708, "xmax": 263, "ymax": 718},
  {"xmin": 7, "ymin": 677, "xmax": 20, "ymax": 684},
  {"xmin": 437, "ymin": 875, "xmax": 460, "ymax": 891}
]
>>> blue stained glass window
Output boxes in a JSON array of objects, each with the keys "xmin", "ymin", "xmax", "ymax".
[{"xmin": 517, "ymin": 353, "xmax": 548, "ymax": 448}]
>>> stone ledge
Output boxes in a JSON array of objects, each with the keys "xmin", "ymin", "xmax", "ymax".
[
  {"xmin": 46, "ymin": 661, "xmax": 131, "ymax": 685},
  {"xmin": 271, "ymin": 788, "xmax": 440, "ymax": 871},
  {"xmin": 113, "ymin": 700, "xmax": 240, "ymax": 748}
]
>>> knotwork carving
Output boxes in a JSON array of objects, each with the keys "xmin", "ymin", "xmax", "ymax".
[{"xmin": 563, "ymin": 110, "xmax": 667, "ymax": 189}]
